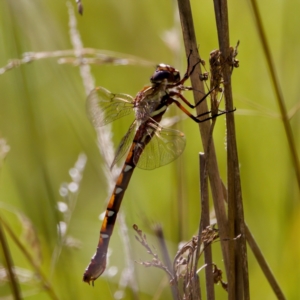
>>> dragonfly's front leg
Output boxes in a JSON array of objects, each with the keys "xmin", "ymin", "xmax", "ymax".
[{"xmin": 167, "ymin": 96, "xmax": 236, "ymax": 123}]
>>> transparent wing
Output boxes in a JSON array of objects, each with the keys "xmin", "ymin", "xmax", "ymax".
[
  {"xmin": 111, "ymin": 121, "xmax": 137, "ymax": 169},
  {"xmin": 136, "ymin": 124, "xmax": 186, "ymax": 170},
  {"xmin": 87, "ymin": 86, "xmax": 134, "ymax": 127}
]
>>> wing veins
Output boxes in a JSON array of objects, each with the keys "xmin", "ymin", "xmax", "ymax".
[{"xmin": 87, "ymin": 86, "xmax": 134, "ymax": 127}]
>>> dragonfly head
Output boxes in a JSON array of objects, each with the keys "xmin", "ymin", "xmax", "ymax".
[{"xmin": 150, "ymin": 64, "xmax": 181, "ymax": 85}]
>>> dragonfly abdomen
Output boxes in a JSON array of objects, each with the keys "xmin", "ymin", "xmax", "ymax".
[{"xmin": 83, "ymin": 141, "xmax": 138, "ymax": 285}]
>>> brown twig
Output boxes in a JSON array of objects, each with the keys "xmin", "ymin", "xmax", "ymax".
[
  {"xmin": 212, "ymin": 1, "xmax": 250, "ymax": 299},
  {"xmin": 199, "ymin": 153, "xmax": 215, "ymax": 300},
  {"xmin": 196, "ymin": 46, "xmax": 237, "ymax": 294}
]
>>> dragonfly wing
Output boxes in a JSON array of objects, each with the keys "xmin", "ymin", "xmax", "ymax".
[
  {"xmin": 111, "ymin": 121, "xmax": 137, "ymax": 168},
  {"xmin": 137, "ymin": 124, "xmax": 186, "ymax": 170},
  {"xmin": 87, "ymin": 86, "xmax": 134, "ymax": 127}
]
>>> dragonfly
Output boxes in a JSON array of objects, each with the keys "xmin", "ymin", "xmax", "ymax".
[{"xmin": 83, "ymin": 55, "xmax": 229, "ymax": 285}]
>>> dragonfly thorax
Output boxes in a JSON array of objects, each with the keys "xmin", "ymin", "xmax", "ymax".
[
  {"xmin": 134, "ymin": 87, "xmax": 168, "ymax": 123},
  {"xmin": 150, "ymin": 64, "xmax": 181, "ymax": 85}
]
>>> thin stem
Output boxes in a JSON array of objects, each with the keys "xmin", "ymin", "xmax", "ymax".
[
  {"xmin": 153, "ymin": 224, "xmax": 178, "ymax": 300},
  {"xmin": 213, "ymin": 0, "xmax": 250, "ymax": 299},
  {"xmin": 245, "ymin": 224, "xmax": 286, "ymax": 300},
  {"xmin": 199, "ymin": 153, "xmax": 215, "ymax": 300},
  {"xmin": 0, "ymin": 215, "xmax": 21, "ymax": 300},
  {"xmin": 249, "ymin": 0, "xmax": 300, "ymax": 191},
  {"xmin": 1, "ymin": 216, "xmax": 59, "ymax": 300}
]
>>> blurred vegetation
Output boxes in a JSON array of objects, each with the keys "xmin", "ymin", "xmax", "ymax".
[{"xmin": 0, "ymin": 0, "xmax": 299, "ymax": 299}]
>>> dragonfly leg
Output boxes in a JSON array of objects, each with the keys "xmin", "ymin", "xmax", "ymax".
[
  {"xmin": 165, "ymin": 51, "xmax": 201, "ymax": 90},
  {"xmin": 195, "ymin": 107, "xmax": 237, "ymax": 121},
  {"xmin": 178, "ymin": 52, "xmax": 201, "ymax": 86},
  {"xmin": 169, "ymin": 98, "xmax": 236, "ymax": 123},
  {"xmin": 169, "ymin": 86, "xmax": 218, "ymax": 109}
]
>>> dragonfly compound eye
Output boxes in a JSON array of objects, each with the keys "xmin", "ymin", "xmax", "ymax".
[{"xmin": 150, "ymin": 65, "xmax": 181, "ymax": 84}]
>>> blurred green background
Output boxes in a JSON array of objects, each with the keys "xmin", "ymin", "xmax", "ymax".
[{"xmin": 0, "ymin": 0, "xmax": 299, "ymax": 299}]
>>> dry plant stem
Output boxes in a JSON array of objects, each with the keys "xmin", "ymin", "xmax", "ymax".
[
  {"xmin": 194, "ymin": 120, "xmax": 217, "ymax": 298},
  {"xmin": 153, "ymin": 225, "xmax": 178, "ymax": 300},
  {"xmin": 177, "ymin": 0, "xmax": 229, "ymax": 278},
  {"xmin": 245, "ymin": 225, "xmax": 286, "ymax": 300},
  {"xmin": 1, "ymin": 217, "xmax": 59, "ymax": 300},
  {"xmin": 0, "ymin": 215, "xmax": 21, "ymax": 300},
  {"xmin": 199, "ymin": 153, "xmax": 215, "ymax": 300},
  {"xmin": 0, "ymin": 48, "xmax": 154, "ymax": 75},
  {"xmin": 213, "ymin": 1, "xmax": 249, "ymax": 299},
  {"xmin": 133, "ymin": 225, "xmax": 174, "ymax": 280},
  {"xmin": 249, "ymin": 0, "xmax": 300, "ymax": 191}
]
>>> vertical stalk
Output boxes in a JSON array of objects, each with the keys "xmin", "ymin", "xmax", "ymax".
[
  {"xmin": 249, "ymin": 0, "xmax": 300, "ymax": 192},
  {"xmin": 212, "ymin": 1, "xmax": 249, "ymax": 299},
  {"xmin": 199, "ymin": 153, "xmax": 215, "ymax": 300},
  {"xmin": 0, "ymin": 216, "xmax": 21, "ymax": 300}
]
